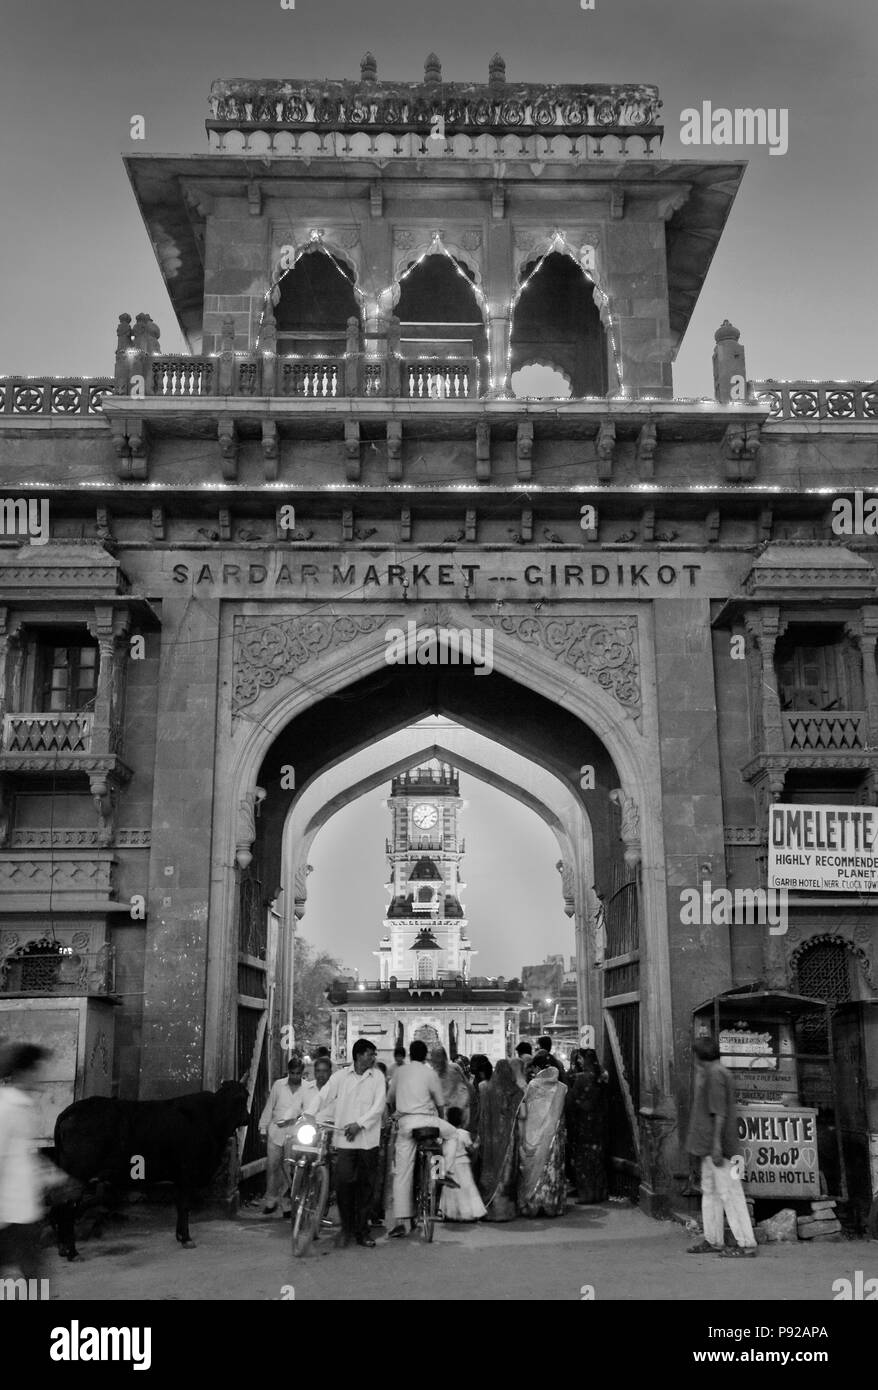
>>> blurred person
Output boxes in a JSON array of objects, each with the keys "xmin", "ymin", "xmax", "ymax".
[
  {"xmin": 565, "ymin": 1048, "xmax": 609, "ymax": 1204},
  {"xmin": 686, "ymin": 1038, "xmax": 757, "ymax": 1257},
  {"xmin": 0, "ymin": 1043, "xmax": 64, "ymax": 1281},
  {"xmin": 517, "ymin": 1051, "xmax": 568, "ymax": 1218},
  {"xmin": 511, "ymin": 1040, "xmax": 533, "ymax": 1089},
  {"xmin": 387, "ymin": 1045, "xmax": 407, "ymax": 1084},
  {"xmin": 429, "ymin": 1045, "xmax": 472, "ymax": 1126},
  {"xmin": 259, "ymin": 1054, "xmax": 318, "ymax": 1215},
  {"xmin": 439, "ymin": 1107, "xmax": 486, "ymax": 1222},
  {"xmin": 477, "ymin": 1059, "xmax": 523, "ymax": 1222}
]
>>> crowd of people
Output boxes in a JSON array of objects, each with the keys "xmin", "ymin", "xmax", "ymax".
[{"xmin": 260, "ymin": 1034, "xmax": 611, "ymax": 1248}]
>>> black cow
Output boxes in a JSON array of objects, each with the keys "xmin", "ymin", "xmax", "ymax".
[{"xmin": 53, "ymin": 1079, "xmax": 250, "ymax": 1257}]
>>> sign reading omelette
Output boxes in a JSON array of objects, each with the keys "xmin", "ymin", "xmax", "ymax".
[{"xmin": 768, "ymin": 803, "xmax": 878, "ymax": 893}]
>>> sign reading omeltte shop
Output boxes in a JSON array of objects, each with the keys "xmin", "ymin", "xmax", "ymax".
[
  {"xmin": 737, "ymin": 1106, "xmax": 820, "ymax": 1197},
  {"xmin": 768, "ymin": 803, "xmax": 878, "ymax": 893}
]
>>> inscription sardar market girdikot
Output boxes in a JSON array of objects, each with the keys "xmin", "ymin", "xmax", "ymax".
[{"xmin": 171, "ymin": 559, "xmax": 704, "ymax": 590}]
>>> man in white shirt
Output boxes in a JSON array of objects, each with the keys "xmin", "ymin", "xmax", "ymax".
[
  {"xmin": 259, "ymin": 1054, "xmax": 318, "ymax": 1215},
  {"xmin": 316, "ymin": 1039, "xmax": 386, "ymax": 1248},
  {"xmin": 387, "ymin": 1039, "xmax": 456, "ymax": 1238}
]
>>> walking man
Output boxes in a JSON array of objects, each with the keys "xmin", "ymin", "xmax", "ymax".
[
  {"xmin": 686, "ymin": 1037, "xmax": 758, "ymax": 1257},
  {"xmin": 316, "ymin": 1039, "xmax": 386, "ymax": 1248}
]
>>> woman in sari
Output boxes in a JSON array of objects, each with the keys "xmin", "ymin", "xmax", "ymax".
[
  {"xmin": 517, "ymin": 1051, "xmax": 568, "ymax": 1218},
  {"xmin": 565, "ymin": 1048, "xmax": 609, "ymax": 1204},
  {"xmin": 477, "ymin": 1058, "xmax": 523, "ymax": 1221},
  {"xmin": 430, "ymin": 1046, "xmax": 473, "ymax": 1126}
]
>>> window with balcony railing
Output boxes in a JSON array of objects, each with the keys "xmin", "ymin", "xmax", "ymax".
[{"xmin": 36, "ymin": 634, "xmax": 98, "ymax": 713}]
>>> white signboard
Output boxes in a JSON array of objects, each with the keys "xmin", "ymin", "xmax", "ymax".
[{"xmin": 768, "ymin": 803, "xmax": 878, "ymax": 893}]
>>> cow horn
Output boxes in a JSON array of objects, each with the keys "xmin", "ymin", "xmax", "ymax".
[{"xmin": 238, "ymin": 1073, "xmax": 250, "ymax": 1087}]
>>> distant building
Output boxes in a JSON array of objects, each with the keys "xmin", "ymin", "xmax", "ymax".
[{"xmin": 328, "ymin": 761, "xmax": 523, "ymax": 1063}]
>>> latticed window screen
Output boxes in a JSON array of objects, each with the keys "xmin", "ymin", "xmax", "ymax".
[{"xmin": 795, "ymin": 940, "xmax": 851, "ymax": 1054}]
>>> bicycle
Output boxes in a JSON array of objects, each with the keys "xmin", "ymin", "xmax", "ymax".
[
  {"xmin": 411, "ymin": 1126, "xmax": 447, "ymax": 1243},
  {"xmin": 284, "ymin": 1118, "xmax": 334, "ymax": 1258}
]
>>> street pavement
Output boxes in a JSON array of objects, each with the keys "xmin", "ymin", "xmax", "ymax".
[{"xmin": 42, "ymin": 1200, "xmax": 876, "ymax": 1302}]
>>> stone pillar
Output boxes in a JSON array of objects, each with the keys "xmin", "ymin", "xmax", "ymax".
[
  {"xmin": 486, "ymin": 312, "xmax": 511, "ymax": 396},
  {"xmin": 746, "ymin": 607, "xmax": 786, "ymax": 756},
  {"xmin": 712, "ymin": 320, "xmax": 747, "ymax": 403},
  {"xmin": 89, "ymin": 606, "xmax": 128, "ymax": 757},
  {"xmin": 848, "ymin": 609, "xmax": 878, "ymax": 745},
  {"xmin": 0, "ymin": 609, "xmax": 21, "ymax": 727}
]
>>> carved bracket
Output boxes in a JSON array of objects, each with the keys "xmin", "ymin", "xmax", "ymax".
[
  {"xmin": 89, "ymin": 773, "xmax": 119, "ymax": 848},
  {"xmin": 387, "ymin": 421, "xmax": 403, "ymax": 481},
  {"xmin": 236, "ymin": 786, "xmax": 266, "ymax": 870},
  {"xmin": 636, "ymin": 421, "xmax": 657, "ymax": 474},
  {"xmin": 595, "ymin": 422, "xmax": 616, "ymax": 480},
  {"xmin": 108, "ymin": 416, "xmax": 149, "ymax": 481},
  {"xmin": 555, "ymin": 859, "xmax": 577, "ymax": 918},
  {"xmin": 609, "ymin": 787, "xmax": 641, "ymax": 868},
  {"xmin": 262, "ymin": 420, "xmax": 278, "ymax": 480},
  {"xmin": 345, "ymin": 421, "xmax": 361, "ymax": 481},
  {"xmin": 516, "ymin": 422, "xmax": 533, "ymax": 479},
  {"xmin": 722, "ymin": 421, "xmax": 761, "ymax": 480},
  {"xmin": 476, "ymin": 422, "xmax": 491, "ymax": 480},
  {"xmin": 218, "ymin": 419, "xmax": 238, "ymax": 480}
]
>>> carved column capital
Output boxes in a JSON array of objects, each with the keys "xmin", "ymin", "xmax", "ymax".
[{"xmin": 609, "ymin": 788, "xmax": 641, "ymax": 868}]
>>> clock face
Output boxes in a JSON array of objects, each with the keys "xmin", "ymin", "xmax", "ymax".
[{"xmin": 412, "ymin": 803, "xmax": 438, "ymax": 830}]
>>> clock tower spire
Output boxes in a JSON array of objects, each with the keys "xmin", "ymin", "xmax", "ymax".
[{"xmin": 375, "ymin": 759, "xmax": 474, "ymax": 985}]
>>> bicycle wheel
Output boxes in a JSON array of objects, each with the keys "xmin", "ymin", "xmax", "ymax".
[
  {"xmin": 417, "ymin": 1151, "xmax": 437, "ymax": 1244},
  {"xmin": 292, "ymin": 1164, "xmax": 329, "ymax": 1258}
]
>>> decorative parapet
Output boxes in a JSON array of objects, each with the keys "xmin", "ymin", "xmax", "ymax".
[
  {"xmin": 0, "ymin": 378, "xmax": 113, "ymax": 416},
  {"xmin": 751, "ymin": 381, "xmax": 878, "ymax": 422},
  {"xmin": 207, "ymin": 58, "xmax": 662, "ymax": 157}
]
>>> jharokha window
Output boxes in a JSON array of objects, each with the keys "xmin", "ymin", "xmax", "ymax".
[
  {"xmin": 34, "ymin": 633, "xmax": 98, "ymax": 713},
  {"xmin": 775, "ymin": 625, "xmax": 861, "ymax": 712}
]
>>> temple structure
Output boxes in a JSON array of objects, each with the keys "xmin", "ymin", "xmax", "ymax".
[{"xmin": 0, "ymin": 54, "xmax": 875, "ymax": 1225}]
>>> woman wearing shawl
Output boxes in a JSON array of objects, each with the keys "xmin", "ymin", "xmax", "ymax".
[
  {"xmin": 517, "ymin": 1051, "xmax": 568, "ymax": 1218},
  {"xmin": 430, "ymin": 1046, "xmax": 473, "ymax": 1127},
  {"xmin": 477, "ymin": 1058, "xmax": 522, "ymax": 1221},
  {"xmin": 564, "ymin": 1047, "xmax": 609, "ymax": 1204}
]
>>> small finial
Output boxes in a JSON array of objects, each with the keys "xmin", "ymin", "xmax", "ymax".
[
  {"xmin": 360, "ymin": 52, "xmax": 377, "ymax": 82},
  {"xmin": 424, "ymin": 53, "xmax": 442, "ymax": 86},
  {"xmin": 489, "ymin": 53, "xmax": 506, "ymax": 91},
  {"xmin": 714, "ymin": 319, "xmax": 740, "ymax": 343}
]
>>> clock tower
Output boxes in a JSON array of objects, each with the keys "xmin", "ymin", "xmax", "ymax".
[{"xmin": 375, "ymin": 759, "xmax": 474, "ymax": 985}]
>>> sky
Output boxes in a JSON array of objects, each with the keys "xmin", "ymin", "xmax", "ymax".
[
  {"xmin": 2, "ymin": 0, "xmax": 875, "ymax": 975},
  {"xmin": 1, "ymin": 0, "xmax": 876, "ymax": 392}
]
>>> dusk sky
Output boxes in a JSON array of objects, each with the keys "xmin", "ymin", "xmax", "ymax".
[{"xmin": 3, "ymin": 1, "xmax": 875, "ymax": 977}]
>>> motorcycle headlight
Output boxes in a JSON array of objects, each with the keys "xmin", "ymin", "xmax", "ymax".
[{"xmin": 294, "ymin": 1121, "xmax": 317, "ymax": 1146}]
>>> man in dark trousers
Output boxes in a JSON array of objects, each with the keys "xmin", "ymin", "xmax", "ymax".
[
  {"xmin": 316, "ymin": 1039, "xmax": 386, "ymax": 1248},
  {"xmin": 686, "ymin": 1037, "xmax": 757, "ymax": 1257}
]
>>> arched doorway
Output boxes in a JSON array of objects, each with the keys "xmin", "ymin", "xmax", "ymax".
[
  {"xmin": 510, "ymin": 251, "xmax": 608, "ymax": 397},
  {"xmin": 202, "ymin": 607, "xmax": 675, "ymax": 1201}
]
